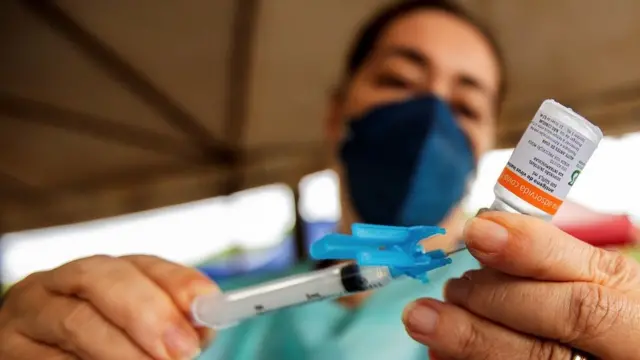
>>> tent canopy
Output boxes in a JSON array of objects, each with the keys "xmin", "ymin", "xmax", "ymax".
[{"xmin": 2, "ymin": 0, "xmax": 640, "ymax": 233}]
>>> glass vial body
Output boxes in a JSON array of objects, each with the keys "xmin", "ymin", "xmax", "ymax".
[{"xmin": 491, "ymin": 99, "xmax": 603, "ymax": 220}]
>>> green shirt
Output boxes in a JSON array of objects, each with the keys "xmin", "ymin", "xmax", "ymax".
[{"xmin": 199, "ymin": 251, "xmax": 479, "ymax": 360}]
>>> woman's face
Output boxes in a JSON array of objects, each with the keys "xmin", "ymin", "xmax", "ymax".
[{"xmin": 329, "ymin": 9, "xmax": 501, "ymax": 158}]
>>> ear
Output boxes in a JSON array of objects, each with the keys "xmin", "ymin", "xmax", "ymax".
[{"xmin": 324, "ymin": 88, "xmax": 345, "ymax": 145}]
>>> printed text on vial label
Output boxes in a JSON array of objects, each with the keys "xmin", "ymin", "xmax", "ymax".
[{"xmin": 499, "ymin": 110, "xmax": 597, "ymax": 214}]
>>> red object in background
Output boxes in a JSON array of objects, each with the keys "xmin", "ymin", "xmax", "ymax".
[
  {"xmin": 553, "ymin": 201, "xmax": 639, "ymax": 247},
  {"xmin": 557, "ymin": 215, "xmax": 637, "ymax": 248}
]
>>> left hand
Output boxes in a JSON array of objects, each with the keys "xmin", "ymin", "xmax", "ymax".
[{"xmin": 402, "ymin": 211, "xmax": 640, "ymax": 360}]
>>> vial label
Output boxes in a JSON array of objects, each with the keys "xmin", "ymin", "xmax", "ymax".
[{"xmin": 497, "ymin": 106, "xmax": 597, "ymax": 215}]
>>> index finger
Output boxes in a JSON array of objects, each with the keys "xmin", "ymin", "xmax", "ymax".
[
  {"xmin": 122, "ymin": 255, "xmax": 218, "ymax": 313},
  {"xmin": 463, "ymin": 211, "xmax": 640, "ymax": 290},
  {"xmin": 122, "ymin": 255, "xmax": 219, "ymax": 346}
]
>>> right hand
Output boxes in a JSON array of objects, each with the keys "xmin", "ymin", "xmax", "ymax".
[{"xmin": 0, "ymin": 255, "xmax": 219, "ymax": 360}]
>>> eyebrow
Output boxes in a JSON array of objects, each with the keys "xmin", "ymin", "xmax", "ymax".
[{"xmin": 379, "ymin": 46, "xmax": 495, "ymax": 101}]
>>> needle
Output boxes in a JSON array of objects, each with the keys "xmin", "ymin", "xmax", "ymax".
[{"xmin": 446, "ymin": 246, "xmax": 468, "ymax": 256}]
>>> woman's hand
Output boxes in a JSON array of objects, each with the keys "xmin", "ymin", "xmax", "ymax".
[
  {"xmin": 0, "ymin": 255, "xmax": 218, "ymax": 360},
  {"xmin": 402, "ymin": 211, "xmax": 640, "ymax": 360}
]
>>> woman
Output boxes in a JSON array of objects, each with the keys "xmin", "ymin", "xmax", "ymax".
[{"xmin": 1, "ymin": 1, "xmax": 638, "ymax": 359}]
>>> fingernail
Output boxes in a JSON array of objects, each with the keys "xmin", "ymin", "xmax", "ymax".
[
  {"xmin": 163, "ymin": 327, "xmax": 201, "ymax": 360},
  {"xmin": 464, "ymin": 217, "xmax": 508, "ymax": 254},
  {"xmin": 193, "ymin": 284, "xmax": 218, "ymax": 296},
  {"xmin": 180, "ymin": 283, "xmax": 219, "ymax": 311},
  {"xmin": 403, "ymin": 301, "xmax": 439, "ymax": 335}
]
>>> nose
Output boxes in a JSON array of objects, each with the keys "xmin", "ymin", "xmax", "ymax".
[{"xmin": 420, "ymin": 72, "xmax": 451, "ymax": 101}]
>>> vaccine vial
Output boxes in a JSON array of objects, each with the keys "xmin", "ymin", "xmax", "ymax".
[{"xmin": 490, "ymin": 99, "xmax": 603, "ymax": 220}]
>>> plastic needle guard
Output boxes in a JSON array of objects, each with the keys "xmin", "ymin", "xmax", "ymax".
[{"xmin": 310, "ymin": 223, "xmax": 453, "ymax": 283}]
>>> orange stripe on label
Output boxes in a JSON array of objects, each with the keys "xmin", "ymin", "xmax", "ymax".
[{"xmin": 497, "ymin": 167, "xmax": 563, "ymax": 215}]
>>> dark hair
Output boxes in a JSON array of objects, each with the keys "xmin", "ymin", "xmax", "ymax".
[{"xmin": 343, "ymin": 0, "xmax": 507, "ymax": 109}]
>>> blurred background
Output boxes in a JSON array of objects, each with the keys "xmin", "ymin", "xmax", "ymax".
[{"xmin": 1, "ymin": 0, "xmax": 640, "ymax": 293}]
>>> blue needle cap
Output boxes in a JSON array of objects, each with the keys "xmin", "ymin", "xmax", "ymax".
[{"xmin": 310, "ymin": 223, "xmax": 453, "ymax": 283}]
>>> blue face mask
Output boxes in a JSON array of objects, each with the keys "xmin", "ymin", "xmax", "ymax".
[{"xmin": 339, "ymin": 95, "xmax": 475, "ymax": 226}]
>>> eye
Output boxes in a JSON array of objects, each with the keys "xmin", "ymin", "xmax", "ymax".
[
  {"xmin": 452, "ymin": 103, "xmax": 480, "ymax": 121},
  {"xmin": 374, "ymin": 74, "xmax": 412, "ymax": 89}
]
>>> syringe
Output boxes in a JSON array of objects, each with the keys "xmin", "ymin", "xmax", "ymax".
[
  {"xmin": 192, "ymin": 262, "xmax": 392, "ymax": 329},
  {"xmin": 192, "ymin": 224, "xmax": 456, "ymax": 329}
]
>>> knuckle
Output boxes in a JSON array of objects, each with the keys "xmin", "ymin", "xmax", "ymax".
[
  {"xmin": 131, "ymin": 300, "xmax": 175, "ymax": 330},
  {"xmin": 465, "ymin": 273, "xmax": 508, "ymax": 310},
  {"xmin": 126, "ymin": 254, "xmax": 216, "ymax": 296},
  {"xmin": 484, "ymin": 282, "xmax": 509, "ymax": 308},
  {"xmin": 70, "ymin": 254, "xmax": 116, "ymax": 268},
  {"xmin": 5, "ymin": 282, "xmax": 28, "ymax": 301},
  {"xmin": 75, "ymin": 254, "xmax": 119, "ymax": 273},
  {"xmin": 120, "ymin": 254, "xmax": 160, "ymax": 264},
  {"xmin": 8, "ymin": 271, "xmax": 43, "ymax": 295},
  {"xmin": 457, "ymin": 321, "xmax": 482, "ymax": 358},
  {"xmin": 21, "ymin": 271, "xmax": 46, "ymax": 286},
  {"xmin": 59, "ymin": 303, "xmax": 94, "ymax": 351},
  {"xmin": 566, "ymin": 283, "xmax": 619, "ymax": 343},
  {"xmin": 606, "ymin": 252, "xmax": 629, "ymax": 277},
  {"xmin": 131, "ymin": 254, "xmax": 208, "ymax": 283},
  {"xmin": 56, "ymin": 255, "xmax": 121, "ymax": 294},
  {"xmin": 111, "ymin": 291, "xmax": 166, "ymax": 331},
  {"xmin": 2, "ymin": 273, "xmax": 45, "ymax": 312},
  {"xmin": 172, "ymin": 268, "xmax": 211, "ymax": 289},
  {"xmin": 527, "ymin": 339, "xmax": 567, "ymax": 360},
  {"xmin": 589, "ymin": 248, "xmax": 626, "ymax": 284}
]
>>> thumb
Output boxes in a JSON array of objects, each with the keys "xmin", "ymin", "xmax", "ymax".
[{"xmin": 463, "ymin": 211, "xmax": 640, "ymax": 290}]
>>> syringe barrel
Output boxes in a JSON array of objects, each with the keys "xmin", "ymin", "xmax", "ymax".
[{"xmin": 191, "ymin": 263, "xmax": 392, "ymax": 329}]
